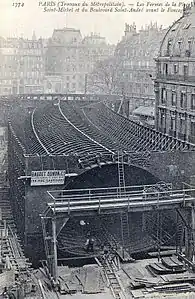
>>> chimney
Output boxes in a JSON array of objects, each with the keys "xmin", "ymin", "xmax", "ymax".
[{"xmin": 32, "ymin": 31, "xmax": 36, "ymax": 40}]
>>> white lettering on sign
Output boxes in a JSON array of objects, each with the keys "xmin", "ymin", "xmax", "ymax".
[{"xmin": 31, "ymin": 170, "xmax": 66, "ymax": 186}]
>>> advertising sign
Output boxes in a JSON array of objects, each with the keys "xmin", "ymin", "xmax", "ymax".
[{"xmin": 31, "ymin": 170, "xmax": 66, "ymax": 186}]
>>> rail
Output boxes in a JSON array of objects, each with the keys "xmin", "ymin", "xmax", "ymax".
[
  {"xmin": 58, "ymin": 100, "xmax": 115, "ymax": 155},
  {"xmin": 31, "ymin": 108, "xmax": 50, "ymax": 155},
  {"xmin": 47, "ymin": 186, "xmax": 195, "ymax": 215},
  {"xmin": 48, "ymin": 183, "xmax": 173, "ymax": 197}
]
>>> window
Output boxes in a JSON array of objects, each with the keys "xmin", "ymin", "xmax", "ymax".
[
  {"xmin": 191, "ymin": 94, "xmax": 195, "ymax": 110},
  {"xmin": 178, "ymin": 41, "xmax": 182, "ymax": 55},
  {"xmin": 171, "ymin": 92, "xmax": 177, "ymax": 106},
  {"xmin": 161, "ymin": 88, "xmax": 166, "ymax": 104},
  {"xmin": 160, "ymin": 111, "xmax": 166, "ymax": 128},
  {"xmin": 163, "ymin": 63, "xmax": 168, "ymax": 75},
  {"xmin": 191, "ymin": 121, "xmax": 195, "ymax": 137},
  {"xmin": 183, "ymin": 23, "xmax": 191, "ymax": 29},
  {"xmin": 183, "ymin": 65, "xmax": 188, "ymax": 77},
  {"xmin": 167, "ymin": 40, "xmax": 172, "ymax": 56},
  {"xmin": 186, "ymin": 46, "xmax": 191, "ymax": 57},
  {"xmin": 157, "ymin": 62, "xmax": 161, "ymax": 73},
  {"xmin": 188, "ymin": 40, "xmax": 192, "ymax": 51},
  {"xmin": 47, "ymin": 82, "xmax": 52, "ymax": 89},
  {"xmin": 173, "ymin": 64, "xmax": 178, "ymax": 74},
  {"xmin": 180, "ymin": 115, "xmax": 185, "ymax": 134},
  {"xmin": 180, "ymin": 92, "xmax": 187, "ymax": 108},
  {"xmin": 170, "ymin": 116, "xmax": 176, "ymax": 131}
]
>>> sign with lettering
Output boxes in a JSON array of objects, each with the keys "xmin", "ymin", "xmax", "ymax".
[{"xmin": 31, "ymin": 170, "xmax": 66, "ymax": 186}]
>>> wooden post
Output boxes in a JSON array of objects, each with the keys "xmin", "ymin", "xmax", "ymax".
[
  {"xmin": 176, "ymin": 210, "xmax": 178, "ymax": 254},
  {"xmin": 52, "ymin": 216, "xmax": 58, "ymax": 284},
  {"xmin": 192, "ymin": 206, "xmax": 195, "ymax": 262},
  {"xmin": 142, "ymin": 190, "xmax": 146, "ymax": 232},
  {"xmin": 184, "ymin": 226, "xmax": 189, "ymax": 259},
  {"xmin": 120, "ymin": 213, "xmax": 125, "ymax": 259},
  {"xmin": 157, "ymin": 211, "xmax": 161, "ymax": 262},
  {"xmin": 52, "ymin": 195, "xmax": 58, "ymax": 284}
]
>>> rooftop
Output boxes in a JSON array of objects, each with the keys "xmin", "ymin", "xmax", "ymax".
[{"xmin": 159, "ymin": 2, "xmax": 195, "ymax": 57}]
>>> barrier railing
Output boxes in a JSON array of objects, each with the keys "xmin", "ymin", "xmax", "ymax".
[
  {"xmin": 48, "ymin": 183, "xmax": 172, "ymax": 199},
  {"xmin": 47, "ymin": 185, "xmax": 195, "ymax": 215}
]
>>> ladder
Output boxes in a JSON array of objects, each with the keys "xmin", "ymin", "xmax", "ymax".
[
  {"xmin": 41, "ymin": 216, "xmax": 53, "ymax": 276},
  {"xmin": 96, "ymin": 254, "xmax": 125, "ymax": 299},
  {"xmin": 117, "ymin": 151, "xmax": 126, "ymax": 196},
  {"xmin": 120, "ymin": 212, "xmax": 130, "ymax": 258}
]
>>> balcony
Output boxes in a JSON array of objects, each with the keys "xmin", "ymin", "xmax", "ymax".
[{"xmin": 156, "ymin": 74, "xmax": 195, "ymax": 83}]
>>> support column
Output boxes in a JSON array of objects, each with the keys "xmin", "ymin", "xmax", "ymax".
[
  {"xmin": 142, "ymin": 190, "xmax": 147, "ymax": 232},
  {"xmin": 184, "ymin": 207, "xmax": 195, "ymax": 262},
  {"xmin": 191, "ymin": 206, "xmax": 195, "ymax": 262},
  {"xmin": 157, "ymin": 210, "xmax": 162, "ymax": 262},
  {"xmin": 185, "ymin": 226, "xmax": 189, "ymax": 258},
  {"xmin": 120, "ymin": 213, "xmax": 125, "ymax": 259},
  {"xmin": 52, "ymin": 216, "xmax": 58, "ymax": 284},
  {"xmin": 142, "ymin": 211, "xmax": 146, "ymax": 232},
  {"xmin": 41, "ymin": 214, "xmax": 69, "ymax": 284}
]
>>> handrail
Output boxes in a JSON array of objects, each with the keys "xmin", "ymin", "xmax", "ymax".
[
  {"xmin": 48, "ymin": 186, "xmax": 195, "ymax": 206},
  {"xmin": 48, "ymin": 183, "xmax": 173, "ymax": 195},
  {"xmin": 47, "ymin": 198, "xmax": 194, "ymax": 214},
  {"xmin": 50, "ymin": 191, "xmax": 186, "ymax": 203},
  {"xmin": 46, "ymin": 189, "xmax": 195, "ymax": 215},
  {"xmin": 48, "ymin": 192, "xmax": 192, "ymax": 206}
]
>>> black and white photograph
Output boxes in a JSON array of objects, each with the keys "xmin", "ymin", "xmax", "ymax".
[{"xmin": 0, "ymin": 0, "xmax": 195, "ymax": 297}]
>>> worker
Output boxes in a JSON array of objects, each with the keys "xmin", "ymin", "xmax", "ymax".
[
  {"xmin": 102, "ymin": 242, "xmax": 109, "ymax": 256},
  {"xmin": 86, "ymin": 236, "xmax": 95, "ymax": 252}
]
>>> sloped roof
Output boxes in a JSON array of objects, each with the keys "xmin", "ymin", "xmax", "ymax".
[{"xmin": 160, "ymin": 3, "xmax": 195, "ymax": 57}]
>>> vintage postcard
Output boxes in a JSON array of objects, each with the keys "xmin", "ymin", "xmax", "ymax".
[{"xmin": 0, "ymin": 0, "xmax": 195, "ymax": 298}]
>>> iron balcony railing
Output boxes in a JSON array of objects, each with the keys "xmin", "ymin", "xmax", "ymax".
[{"xmin": 156, "ymin": 74, "xmax": 195, "ymax": 83}]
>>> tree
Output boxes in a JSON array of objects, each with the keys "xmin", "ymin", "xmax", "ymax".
[{"xmin": 87, "ymin": 57, "xmax": 124, "ymax": 95}]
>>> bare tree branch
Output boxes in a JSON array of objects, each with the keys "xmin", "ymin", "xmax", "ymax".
[{"xmin": 88, "ymin": 57, "xmax": 125, "ymax": 95}]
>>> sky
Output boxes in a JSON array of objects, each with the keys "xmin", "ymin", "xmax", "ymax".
[{"xmin": 0, "ymin": 0, "xmax": 192, "ymax": 44}]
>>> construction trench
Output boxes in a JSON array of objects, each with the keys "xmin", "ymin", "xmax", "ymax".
[{"xmin": 2, "ymin": 100, "xmax": 195, "ymax": 298}]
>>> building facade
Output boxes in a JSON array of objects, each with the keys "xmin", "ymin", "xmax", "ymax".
[
  {"xmin": 0, "ymin": 34, "xmax": 45, "ymax": 95},
  {"xmin": 0, "ymin": 29, "xmax": 114, "ymax": 95},
  {"xmin": 115, "ymin": 23, "xmax": 167, "ymax": 112},
  {"xmin": 155, "ymin": 3, "xmax": 195, "ymax": 143},
  {"xmin": 0, "ymin": 37, "xmax": 19, "ymax": 95},
  {"xmin": 17, "ymin": 35, "xmax": 45, "ymax": 94},
  {"xmin": 45, "ymin": 28, "xmax": 114, "ymax": 94}
]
